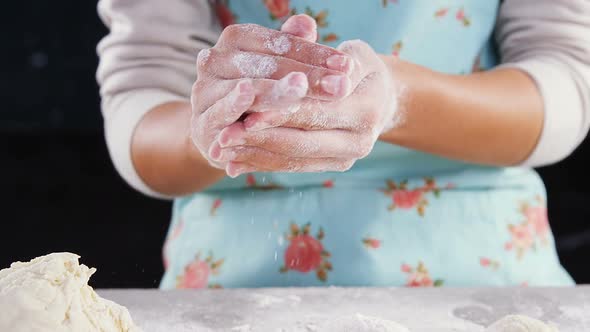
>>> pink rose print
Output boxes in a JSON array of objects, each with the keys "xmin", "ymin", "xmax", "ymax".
[
  {"xmin": 363, "ymin": 237, "xmax": 381, "ymax": 249},
  {"xmin": 210, "ymin": 198, "xmax": 222, "ymax": 216},
  {"xmin": 435, "ymin": 6, "xmax": 470, "ymax": 26},
  {"xmin": 177, "ymin": 252, "xmax": 224, "ymax": 289},
  {"xmin": 215, "ymin": 0, "xmax": 236, "ymax": 28},
  {"xmin": 523, "ymin": 205, "xmax": 549, "ymax": 240},
  {"xmin": 456, "ymin": 8, "xmax": 471, "ymax": 26},
  {"xmin": 505, "ymin": 222, "xmax": 535, "ymax": 260},
  {"xmin": 264, "ymin": 0, "xmax": 291, "ymax": 19},
  {"xmin": 505, "ymin": 197, "xmax": 551, "ymax": 260},
  {"xmin": 401, "ymin": 261, "xmax": 443, "ymax": 287},
  {"xmin": 434, "ymin": 8, "xmax": 449, "ymax": 18},
  {"xmin": 163, "ymin": 218, "xmax": 184, "ymax": 269},
  {"xmin": 392, "ymin": 41, "xmax": 403, "ymax": 57},
  {"xmin": 479, "ymin": 257, "xmax": 500, "ymax": 271},
  {"xmin": 322, "ymin": 180, "xmax": 334, "ymax": 188},
  {"xmin": 380, "ymin": 177, "xmax": 448, "ymax": 216},
  {"xmin": 393, "ymin": 190, "xmax": 424, "ymax": 209},
  {"xmin": 280, "ymin": 223, "xmax": 332, "ymax": 282},
  {"xmin": 382, "ymin": 0, "xmax": 399, "ymax": 7}
]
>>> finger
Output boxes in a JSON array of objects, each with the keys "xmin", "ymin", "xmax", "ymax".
[
  {"xmin": 225, "ymin": 156, "xmax": 353, "ymax": 177},
  {"xmin": 218, "ymin": 122, "xmax": 372, "ymax": 159},
  {"xmin": 198, "ymin": 80, "xmax": 255, "ymax": 130},
  {"xmin": 218, "ymin": 24, "xmax": 353, "ymax": 73},
  {"xmin": 244, "ymin": 96, "xmax": 380, "ymax": 132},
  {"xmin": 212, "ymin": 144, "xmax": 345, "ymax": 169},
  {"xmin": 337, "ymin": 39, "xmax": 377, "ymax": 87},
  {"xmin": 280, "ymin": 14, "xmax": 317, "ymax": 42},
  {"xmin": 201, "ymin": 48, "xmax": 351, "ymax": 98},
  {"xmin": 250, "ymin": 72, "xmax": 307, "ymax": 113}
]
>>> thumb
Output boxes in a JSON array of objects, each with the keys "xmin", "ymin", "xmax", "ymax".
[{"xmin": 280, "ymin": 14, "xmax": 317, "ymax": 42}]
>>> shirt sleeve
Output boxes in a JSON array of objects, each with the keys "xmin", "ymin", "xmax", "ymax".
[
  {"xmin": 96, "ymin": 0, "xmax": 221, "ymax": 198},
  {"xmin": 495, "ymin": 0, "xmax": 590, "ymax": 167}
]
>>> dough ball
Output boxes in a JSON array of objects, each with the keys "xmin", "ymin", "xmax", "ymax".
[
  {"xmin": 321, "ymin": 313, "xmax": 410, "ymax": 332},
  {"xmin": 0, "ymin": 252, "xmax": 141, "ymax": 332},
  {"xmin": 486, "ymin": 314, "xmax": 559, "ymax": 332}
]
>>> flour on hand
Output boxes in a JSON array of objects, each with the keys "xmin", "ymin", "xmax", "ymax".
[{"xmin": 0, "ymin": 253, "xmax": 141, "ymax": 332}]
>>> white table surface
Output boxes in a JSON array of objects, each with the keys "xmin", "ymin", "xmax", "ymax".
[{"xmin": 99, "ymin": 287, "xmax": 590, "ymax": 332}]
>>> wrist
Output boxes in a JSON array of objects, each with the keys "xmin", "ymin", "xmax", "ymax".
[{"xmin": 377, "ymin": 57, "xmax": 445, "ymax": 144}]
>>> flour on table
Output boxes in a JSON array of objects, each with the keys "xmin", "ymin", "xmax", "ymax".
[
  {"xmin": 0, "ymin": 252, "xmax": 141, "ymax": 332},
  {"xmin": 320, "ymin": 313, "xmax": 409, "ymax": 332},
  {"xmin": 252, "ymin": 293, "xmax": 285, "ymax": 308},
  {"xmin": 486, "ymin": 315, "xmax": 559, "ymax": 332},
  {"xmin": 231, "ymin": 324, "xmax": 252, "ymax": 331}
]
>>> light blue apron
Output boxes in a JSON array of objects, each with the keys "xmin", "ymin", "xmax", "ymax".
[{"xmin": 160, "ymin": 0, "xmax": 573, "ymax": 289}]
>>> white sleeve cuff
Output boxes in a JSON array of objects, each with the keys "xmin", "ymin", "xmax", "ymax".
[
  {"xmin": 103, "ymin": 89, "xmax": 187, "ymax": 199},
  {"xmin": 500, "ymin": 60, "xmax": 585, "ymax": 167}
]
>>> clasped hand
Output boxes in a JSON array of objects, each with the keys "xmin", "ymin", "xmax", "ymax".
[{"xmin": 191, "ymin": 15, "xmax": 397, "ymax": 177}]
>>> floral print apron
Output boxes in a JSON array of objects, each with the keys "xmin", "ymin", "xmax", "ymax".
[{"xmin": 160, "ymin": 0, "xmax": 574, "ymax": 289}]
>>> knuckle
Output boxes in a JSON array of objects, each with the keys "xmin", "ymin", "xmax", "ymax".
[
  {"xmin": 192, "ymin": 80, "xmax": 207, "ymax": 95},
  {"xmin": 196, "ymin": 48, "xmax": 212, "ymax": 68},
  {"xmin": 355, "ymin": 137, "xmax": 374, "ymax": 158},
  {"xmin": 361, "ymin": 110, "xmax": 380, "ymax": 128},
  {"xmin": 220, "ymin": 24, "xmax": 238, "ymax": 41},
  {"xmin": 336, "ymin": 160, "xmax": 355, "ymax": 172}
]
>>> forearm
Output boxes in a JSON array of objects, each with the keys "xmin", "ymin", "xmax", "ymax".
[
  {"xmin": 379, "ymin": 56, "xmax": 544, "ymax": 166},
  {"xmin": 132, "ymin": 102, "xmax": 225, "ymax": 196}
]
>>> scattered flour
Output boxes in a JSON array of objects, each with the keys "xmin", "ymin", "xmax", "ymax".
[
  {"xmin": 486, "ymin": 315, "xmax": 559, "ymax": 332},
  {"xmin": 231, "ymin": 324, "xmax": 252, "ymax": 332},
  {"xmin": 232, "ymin": 53, "xmax": 277, "ymax": 78},
  {"xmin": 320, "ymin": 314, "xmax": 409, "ymax": 332},
  {"xmin": 0, "ymin": 253, "xmax": 141, "ymax": 332},
  {"xmin": 252, "ymin": 293, "xmax": 285, "ymax": 308},
  {"xmin": 265, "ymin": 35, "xmax": 292, "ymax": 55},
  {"xmin": 252, "ymin": 293, "xmax": 302, "ymax": 309},
  {"xmin": 197, "ymin": 48, "xmax": 211, "ymax": 65}
]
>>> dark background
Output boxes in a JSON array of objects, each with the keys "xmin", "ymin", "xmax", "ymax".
[{"xmin": 1, "ymin": 1, "xmax": 589, "ymax": 288}]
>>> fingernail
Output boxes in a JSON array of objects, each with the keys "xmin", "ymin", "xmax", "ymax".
[
  {"xmin": 320, "ymin": 75, "xmax": 349, "ymax": 96},
  {"xmin": 244, "ymin": 112, "xmax": 283, "ymax": 131},
  {"xmin": 208, "ymin": 143, "xmax": 222, "ymax": 161},
  {"xmin": 275, "ymin": 72, "xmax": 308, "ymax": 99},
  {"xmin": 326, "ymin": 55, "xmax": 352, "ymax": 74}
]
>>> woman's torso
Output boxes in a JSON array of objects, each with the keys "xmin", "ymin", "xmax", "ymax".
[{"xmin": 160, "ymin": 0, "xmax": 573, "ymax": 289}]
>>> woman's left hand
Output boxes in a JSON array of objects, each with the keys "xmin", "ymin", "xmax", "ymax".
[{"xmin": 210, "ymin": 40, "xmax": 399, "ymax": 177}]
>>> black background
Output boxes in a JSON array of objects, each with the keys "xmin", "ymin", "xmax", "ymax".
[{"xmin": 1, "ymin": 1, "xmax": 589, "ymax": 288}]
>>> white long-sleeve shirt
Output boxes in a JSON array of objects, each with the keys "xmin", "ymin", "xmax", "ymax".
[{"xmin": 96, "ymin": 0, "xmax": 590, "ymax": 198}]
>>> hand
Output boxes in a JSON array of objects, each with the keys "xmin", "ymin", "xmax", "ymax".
[
  {"xmin": 214, "ymin": 39, "xmax": 399, "ymax": 177},
  {"xmin": 190, "ymin": 15, "xmax": 354, "ymax": 169}
]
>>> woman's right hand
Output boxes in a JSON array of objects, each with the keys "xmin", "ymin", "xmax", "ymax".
[{"xmin": 190, "ymin": 15, "xmax": 354, "ymax": 169}]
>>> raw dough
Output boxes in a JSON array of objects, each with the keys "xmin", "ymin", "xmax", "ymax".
[
  {"xmin": 487, "ymin": 315, "xmax": 559, "ymax": 332},
  {"xmin": 0, "ymin": 252, "xmax": 141, "ymax": 332},
  {"xmin": 320, "ymin": 313, "xmax": 410, "ymax": 332}
]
